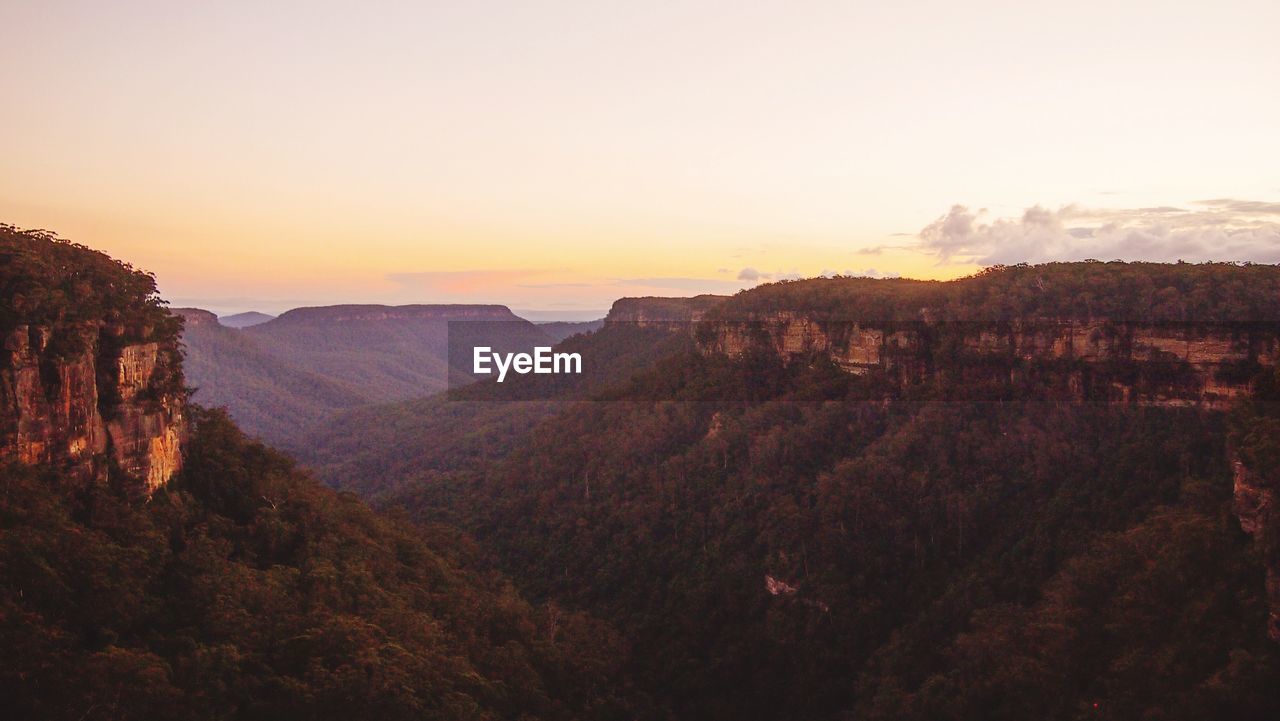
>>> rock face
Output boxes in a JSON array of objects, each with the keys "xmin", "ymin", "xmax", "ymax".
[
  {"xmin": 265, "ymin": 304, "xmax": 523, "ymax": 325},
  {"xmin": 1232, "ymin": 458, "xmax": 1280, "ymax": 643},
  {"xmin": 0, "ymin": 321, "xmax": 186, "ymax": 495},
  {"xmin": 605, "ymin": 296, "xmax": 728, "ymax": 331},
  {"xmin": 698, "ymin": 315, "xmax": 1280, "ymax": 407}
]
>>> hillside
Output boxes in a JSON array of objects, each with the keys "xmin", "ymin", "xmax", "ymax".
[
  {"xmin": 1, "ymin": 406, "xmax": 654, "ymax": 721},
  {"xmin": 245, "ymin": 304, "xmax": 551, "ymax": 403},
  {"xmin": 322, "ymin": 264, "xmax": 1280, "ymax": 720},
  {"xmin": 174, "ymin": 308, "xmax": 369, "ymax": 445},
  {"xmin": 178, "ymin": 304, "xmax": 556, "ymax": 447},
  {"xmin": 298, "ymin": 320, "xmax": 694, "ymax": 495}
]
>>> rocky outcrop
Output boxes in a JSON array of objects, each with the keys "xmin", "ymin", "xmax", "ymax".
[
  {"xmin": 605, "ymin": 296, "xmax": 728, "ymax": 331},
  {"xmin": 1232, "ymin": 458, "xmax": 1280, "ymax": 643},
  {"xmin": 173, "ymin": 307, "xmax": 219, "ymax": 328},
  {"xmin": 0, "ymin": 321, "xmax": 186, "ymax": 495},
  {"xmin": 697, "ymin": 315, "xmax": 1280, "ymax": 407}
]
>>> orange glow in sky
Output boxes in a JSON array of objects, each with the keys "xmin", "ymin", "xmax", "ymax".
[{"xmin": 2, "ymin": 1, "xmax": 1278, "ymax": 316}]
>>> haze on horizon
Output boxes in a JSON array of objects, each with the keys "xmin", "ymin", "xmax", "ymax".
[{"xmin": 2, "ymin": 0, "xmax": 1278, "ymax": 317}]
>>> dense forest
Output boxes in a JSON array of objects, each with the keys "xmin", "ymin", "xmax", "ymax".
[
  {"xmin": 374, "ymin": 351, "xmax": 1280, "ymax": 720},
  {"xmin": 713, "ymin": 261, "xmax": 1280, "ymax": 322},
  {"xmin": 0, "ymin": 408, "xmax": 651, "ymax": 720},
  {"xmin": 1, "ymin": 224, "xmax": 181, "ymax": 354},
  {"xmin": 307, "ymin": 263, "xmax": 1280, "ymax": 721}
]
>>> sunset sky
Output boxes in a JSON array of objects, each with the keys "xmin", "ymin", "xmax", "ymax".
[{"xmin": 2, "ymin": 1, "xmax": 1278, "ymax": 317}]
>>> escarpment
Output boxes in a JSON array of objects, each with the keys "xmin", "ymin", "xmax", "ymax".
[
  {"xmin": 607, "ymin": 264, "xmax": 1280, "ymax": 407},
  {"xmin": 699, "ymin": 316, "xmax": 1279, "ymax": 407},
  {"xmin": 1232, "ymin": 457, "xmax": 1280, "ymax": 643},
  {"xmin": 1, "ymin": 225, "xmax": 187, "ymax": 494},
  {"xmin": 1, "ymin": 316, "xmax": 186, "ymax": 496},
  {"xmin": 604, "ymin": 295, "xmax": 727, "ymax": 330}
]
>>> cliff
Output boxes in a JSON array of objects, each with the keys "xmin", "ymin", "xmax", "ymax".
[
  {"xmin": 1232, "ymin": 457, "xmax": 1280, "ymax": 642},
  {"xmin": 605, "ymin": 295, "xmax": 727, "ymax": 330},
  {"xmin": 637, "ymin": 265, "xmax": 1280, "ymax": 406},
  {"xmin": 0, "ymin": 225, "xmax": 187, "ymax": 494},
  {"xmin": 1, "ymin": 322, "xmax": 186, "ymax": 495},
  {"xmin": 699, "ymin": 316, "xmax": 1279, "ymax": 407}
]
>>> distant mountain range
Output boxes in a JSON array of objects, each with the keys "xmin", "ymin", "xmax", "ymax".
[
  {"xmin": 218, "ymin": 310, "xmax": 275, "ymax": 328},
  {"xmin": 175, "ymin": 304, "xmax": 598, "ymax": 447}
]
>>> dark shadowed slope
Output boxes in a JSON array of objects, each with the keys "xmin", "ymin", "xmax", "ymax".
[
  {"xmin": 177, "ymin": 304, "xmax": 555, "ymax": 447},
  {"xmin": 244, "ymin": 305, "xmax": 554, "ymax": 403},
  {"xmin": 174, "ymin": 308, "xmax": 368, "ymax": 443},
  {"xmin": 295, "ymin": 300, "xmax": 712, "ymax": 495}
]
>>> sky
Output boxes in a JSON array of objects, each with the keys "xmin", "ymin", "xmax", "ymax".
[{"xmin": 2, "ymin": 0, "xmax": 1278, "ymax": 317}]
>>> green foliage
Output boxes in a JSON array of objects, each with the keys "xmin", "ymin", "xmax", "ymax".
[
  {"xmin": 0, "ymin": 224, "xmax": 180, "ymax": 353},
  {"xmin": 0, "ymin": 408, "xmax": 650, "ymax": 721},
  {"xmin": 716, "ymin": 261, "xmax": 1280, "ymax": 322}
]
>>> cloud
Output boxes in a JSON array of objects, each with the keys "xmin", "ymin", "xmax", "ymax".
[
  {"xmin": 1193, "ymin": 199, "xmax": 1280, "ymax": 215},
  {"xmin": 917, "ymin": 199, "xmax": 1280, "ymax": 265},
  {"xmin": 737, "ymin": 267, "xmax": 764, "ymax": 281}
]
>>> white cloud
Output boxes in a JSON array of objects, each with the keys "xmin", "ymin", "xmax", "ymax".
[{"xmin": 917, "ymin": 199, "xmax": 1280, "ymax": 265}]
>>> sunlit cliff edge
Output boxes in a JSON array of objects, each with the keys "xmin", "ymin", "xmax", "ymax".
[
  {"xmin": 608, "ymin": 263, "xmax": 1280, "ymax": 408},
  {"xmin": 1, "ymin": 226, "xmax": 186, "ymax": 495}
]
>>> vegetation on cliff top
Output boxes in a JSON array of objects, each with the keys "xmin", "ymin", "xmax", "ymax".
[
  {"xmin": 714, "ymin": 261, "xmax": 1280, "ymax": 322},
  {"xmin": 0, "ymin": 225, "xmax": 180, "ymax": 352}
]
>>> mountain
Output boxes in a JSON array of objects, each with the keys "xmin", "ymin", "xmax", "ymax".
[
  {"xmin": 174, "ymin": 308, "xmax": 369, "ymax": 445},
  {"xmin": 218, "ymin": 310, "xmax": 274, "ymax": 328},
  {"xmin": 177, "ymin": 304, "xmax": 556, "ymax": 447},
  {"xmin": 243, "ymin": 304, "xmax": 551, "ymax": 402},
  {"xmin": 314, "ymin": 264, "xmax": 1280, "ymax": 721},
  {"xmin": 1, "ymin": 225, "xmax": 652, "ymax": 721}
]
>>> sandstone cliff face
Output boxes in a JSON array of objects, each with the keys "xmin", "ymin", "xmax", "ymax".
[
  {"xmin": 0, "ymin": 322, "xmax": 185, "ymax": 494},
  {"xmin": 605, "ymin": 296, "xmax": 728, "ymax": 331},
  {"xmin": 699, "ymin": 315, "xmax": 1279, "ymax": 407},
  {"xmin": 1232, "ymin": 458, "xmax": 1280, "ymax": 643}
]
